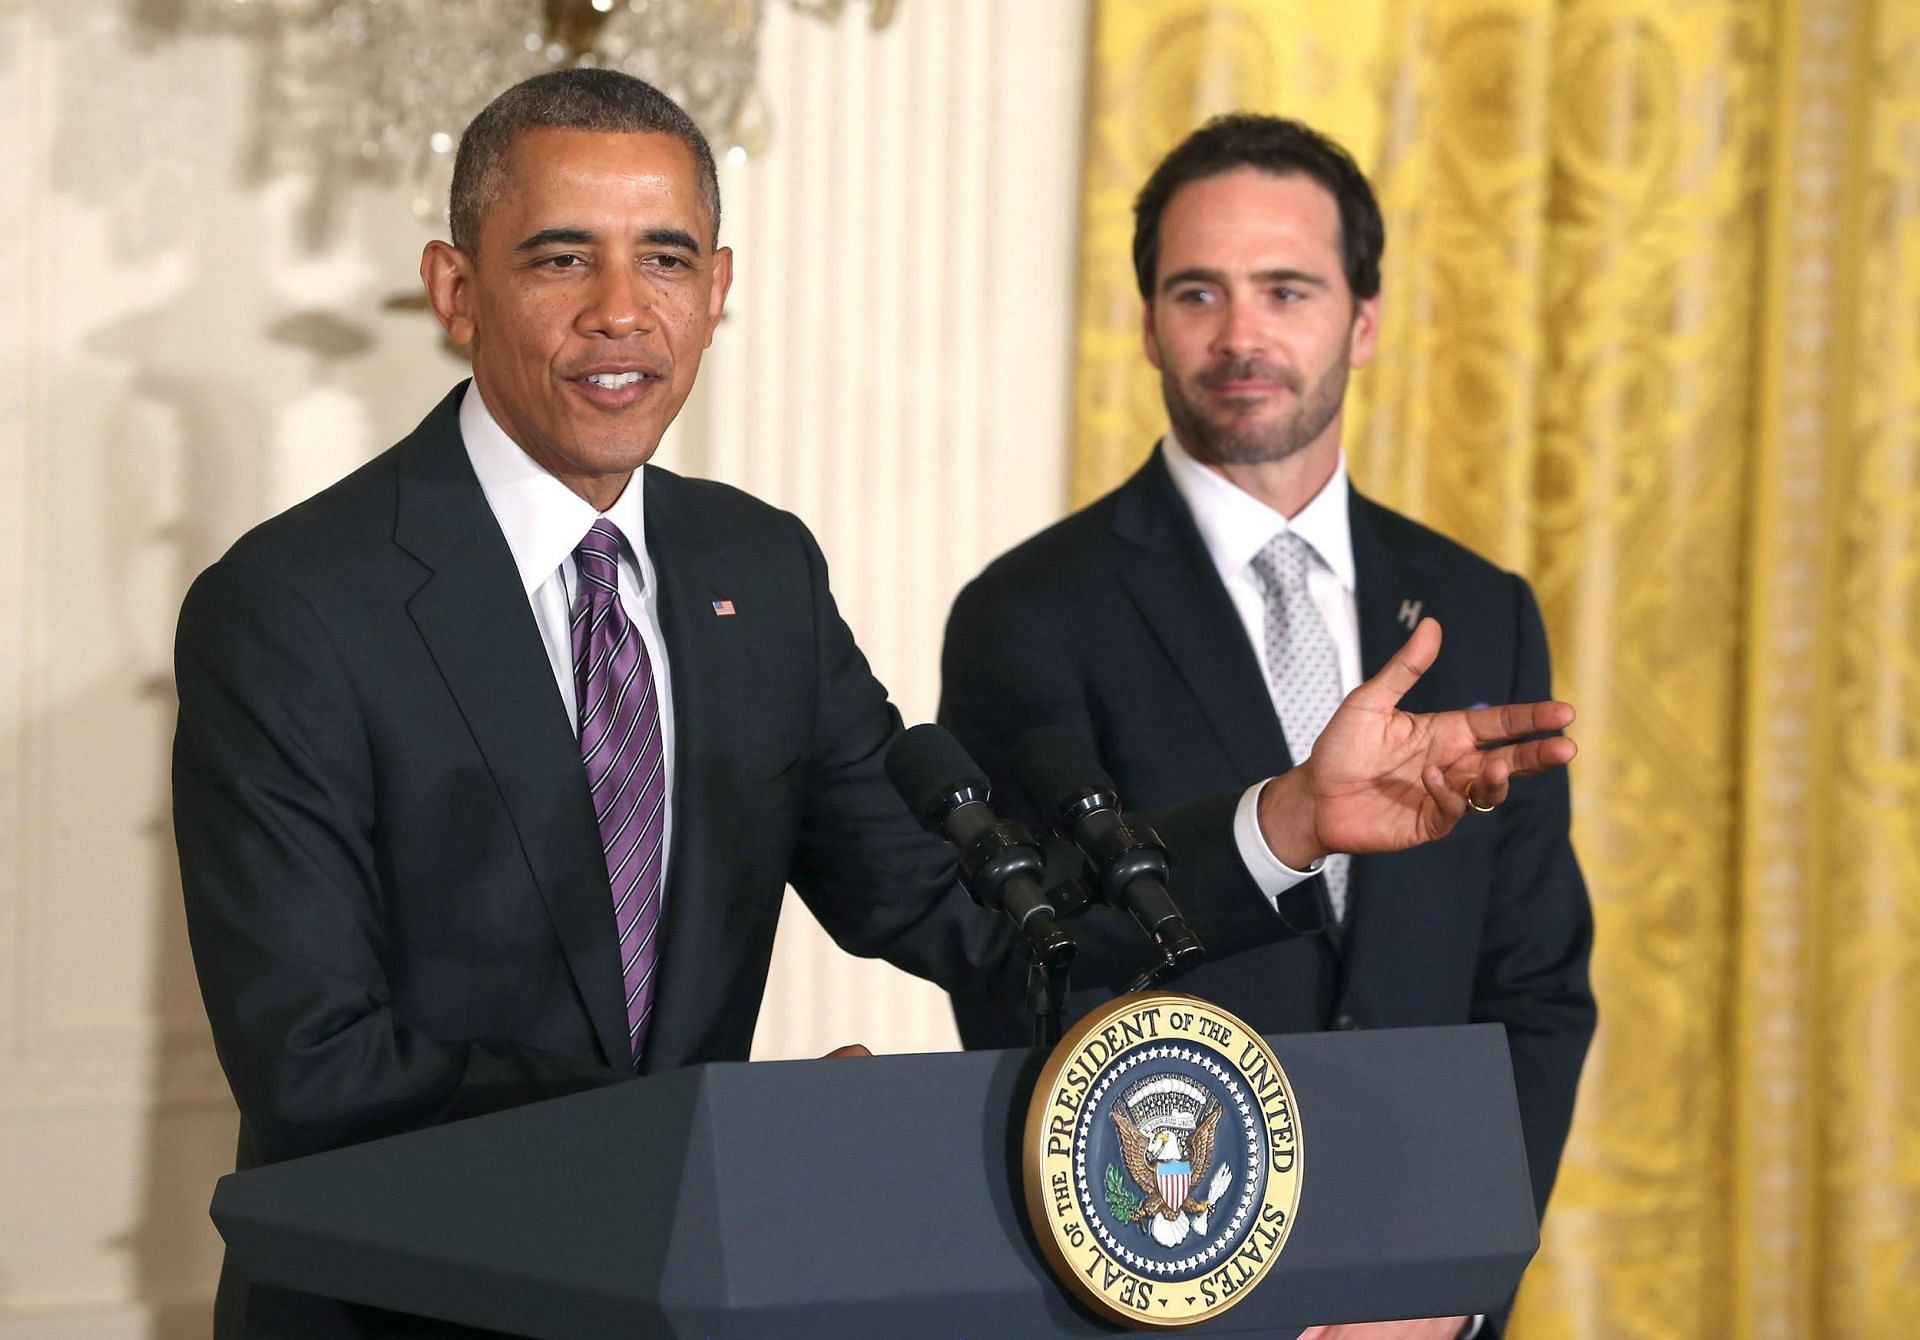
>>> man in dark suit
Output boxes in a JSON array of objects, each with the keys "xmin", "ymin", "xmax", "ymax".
[
  {"xmin": 174, "ymin": 76, "xmax": 1578, "ymax": 1337},
  {"xmin": 941, "ymin": 116, "xmax": 1595, "ymax": 1340}
]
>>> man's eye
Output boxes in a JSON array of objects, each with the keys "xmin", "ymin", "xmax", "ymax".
[
  {"xmin": 1174, "ymin": 288, "xmax": 1214, "ymax": 305},
  {"xmin": 649, "ymin": 254, "xmax": 689, "ymax": 271},
  {"xmin": 542, "ymin": 253, "xmax": 585, "ymax": 270}
]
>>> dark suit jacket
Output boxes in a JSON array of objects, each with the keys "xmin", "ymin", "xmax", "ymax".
[
  {"xmin": 173, "ymin": 388, "xmax": 1323, "ymax": 1338},
  {"xmin": 940, "ymin": 447, "xmax": 1596, "ymax": 1243}
]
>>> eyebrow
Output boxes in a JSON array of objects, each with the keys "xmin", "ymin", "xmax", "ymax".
[
  {"xmin": 1159, "ymin": 266, "xmax": 1330, "ymax": 293},
  {"xmin": 512, "ymin": 226, "xmax": 705, "ymax": 255},
  {"xmin": 639, "ymin": 226, "xmax": 703, "ymax": 254}
]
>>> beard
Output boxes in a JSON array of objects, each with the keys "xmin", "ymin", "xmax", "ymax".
[{"xmin": 1163, "ymin": 353, "xmax": 1350, "ymax": 467}]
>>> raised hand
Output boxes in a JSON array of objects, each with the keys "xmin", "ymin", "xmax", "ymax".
[{"xmin": 1257, "ymin": 618, "xmax": 1576, "ymax": 868}]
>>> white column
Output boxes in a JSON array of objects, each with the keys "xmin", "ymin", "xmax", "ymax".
[{"xmin": 675, "ymin": 0, "xmax": 1087, "ymax": 1059}]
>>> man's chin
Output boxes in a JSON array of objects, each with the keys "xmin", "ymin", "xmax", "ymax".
[
  {"xmin": 1185, "ymin": 428, "xmax": 1309, "ymax": 468},
  {"xmin": 566, "ymin": 406, "xmax": 665, "ymax": 455},
  {"xmin": 577, "ymin": 442, "xmax": 661, "ymax": 476}
]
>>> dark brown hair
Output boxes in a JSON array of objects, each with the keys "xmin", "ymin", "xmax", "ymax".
[{"xmin": 1132, "ymin": 114, "xmax": 1384, "ymax": 302}]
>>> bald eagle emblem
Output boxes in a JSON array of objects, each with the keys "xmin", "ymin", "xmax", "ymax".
[{"xmin": 1106, "ymin": 1073, "xmax": 1233, "ymax": 1248}]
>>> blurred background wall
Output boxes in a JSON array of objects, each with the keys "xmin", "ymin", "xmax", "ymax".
[{"xmin": 2, "ymin": 0, "xmax": 1917, "ymax": 1336}]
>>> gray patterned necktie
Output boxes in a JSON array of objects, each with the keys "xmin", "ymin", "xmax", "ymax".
[{"xmin": 1248, "ymin": 531, "xmax": 1350, "ymax": 922}]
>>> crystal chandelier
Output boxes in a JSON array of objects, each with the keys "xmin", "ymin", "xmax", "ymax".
[{"xmin": 173, "ymin": 0, "xmax": 899, "ymax": 221}]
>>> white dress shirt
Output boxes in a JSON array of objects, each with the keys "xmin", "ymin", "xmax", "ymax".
[
  {"xmin": 1161, "ymin": 434, "xmax": 1364, "ymax": 704},
  {"xmin": 459, "ymin": 382, "xmax": 676, "ymax": 901},
  {"xmin": 1161, "ymin": 434, "xmax": 1367, "ymax": 900}
]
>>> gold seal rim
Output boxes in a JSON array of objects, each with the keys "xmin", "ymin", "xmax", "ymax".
[{"xmin": 1022, "ymin": 990, "xmax": 1304, "ymax": 1330}]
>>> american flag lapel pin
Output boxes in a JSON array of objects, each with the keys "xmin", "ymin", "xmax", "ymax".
[{"xmin": 711, "ymin": 598, "xmax": 737, "ymax": 617}]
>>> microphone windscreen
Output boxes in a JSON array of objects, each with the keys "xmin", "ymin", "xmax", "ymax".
[
  {"xmin": 885, "ymin": 723, "xmax": 989, "ymax": 824},
  {"xmin": 1011, "ymin": 725, "xmax": 1116, "ymax": 815}
]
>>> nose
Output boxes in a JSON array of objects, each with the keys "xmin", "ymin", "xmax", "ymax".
[
  {"xmin": 1210, "ymin": 295, "xmax": 1264, "ymax": 359},
  {"xmin": 579, "ymin": 262, "xmax": 654, "ymax": 338}
]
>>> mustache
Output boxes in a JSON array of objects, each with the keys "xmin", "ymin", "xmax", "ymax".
[{"xmin": 1197, "ymin": 357, "xmax": 1301, "ymax": 392}]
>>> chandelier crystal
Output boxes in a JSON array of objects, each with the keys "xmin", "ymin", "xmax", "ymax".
[{"xmin": 172, "ymin": 0, "xmax": 898, "ymax": 222}]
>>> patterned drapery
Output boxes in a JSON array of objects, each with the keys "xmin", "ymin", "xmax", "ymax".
[{"xmin": 1071, "ymin": 2, "xmax": 1920, "ymax": 1335}]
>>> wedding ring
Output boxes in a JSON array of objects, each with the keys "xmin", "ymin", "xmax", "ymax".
[{"xmin": 1466, "ymin": 792, "xmax": 1498, "ymax": 813}]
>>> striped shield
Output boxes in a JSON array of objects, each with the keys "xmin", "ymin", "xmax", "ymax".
[{"xmin": 1157, "ymin": 1160, "xmax": 1192, "ymax": 1213}]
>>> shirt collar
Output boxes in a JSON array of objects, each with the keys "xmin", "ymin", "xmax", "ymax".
[
  {"xmin": 459, "ymin": 381, "xmax": 650, "ymax": 592},
  {"xmin": 1161, "ymin": 432, "xmax": 1356, "ymax": 594}
]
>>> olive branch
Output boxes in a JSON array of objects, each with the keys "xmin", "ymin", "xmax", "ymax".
[{"xmin": 1105, "ymin": 1163, "xmax": 1143, "ymax": 1222}]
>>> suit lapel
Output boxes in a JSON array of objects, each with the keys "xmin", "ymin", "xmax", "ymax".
[
  {"xmin": 628, "ymin": 468, "xmax": 750, "ymax": 1075},
  {"xmin": 392, "ymin": 387, "xmax": 632, "ymax": 1068},
  {"xmin": 1348, "ymin": 490, "xmax": 1439, "ymax": 710},
  {"xmin": 1112, "ymin": 449, "xmax": 1295, "ymax": 782},
  {"xmin": 1341, "ymin": 487, "xmax": 1447, "ymax": 966}
]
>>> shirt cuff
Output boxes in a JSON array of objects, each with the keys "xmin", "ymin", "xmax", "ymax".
[{"xmin": 1233, "ymin": 779, "xmax": 1321, "ymax": 906}]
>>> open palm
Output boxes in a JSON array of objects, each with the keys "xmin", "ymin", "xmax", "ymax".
[{"xmin": 1300, "ymin": 619, "xmax": 1576, "ymax": 857}]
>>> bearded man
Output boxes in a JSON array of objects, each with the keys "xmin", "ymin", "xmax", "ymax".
[{"xmin": 938, "ymin": 115, "xmax": 1595, "ymax": 1340}]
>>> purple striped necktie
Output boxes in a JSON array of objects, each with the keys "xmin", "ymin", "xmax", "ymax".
[{"xmin": 570, "ymin": 519, "xmax": 666, "ymax": 1067}]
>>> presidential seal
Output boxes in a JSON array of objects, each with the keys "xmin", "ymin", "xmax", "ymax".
[{"xmin": 1023, "ymin": 992, "xmax": 1302, "ymax": 1328}]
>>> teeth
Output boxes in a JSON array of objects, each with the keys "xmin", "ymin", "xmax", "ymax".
[{"xmin": 585, "ymin": 372, "xmax": 644, "ymax": 388}]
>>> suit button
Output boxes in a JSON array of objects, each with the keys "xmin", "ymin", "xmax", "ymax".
[{"xmin": 1333, "ymin": 1012, "xmax": 1362, "ymax": 1030}]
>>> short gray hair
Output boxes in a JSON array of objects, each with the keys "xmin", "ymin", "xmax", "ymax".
[{"xmin": 448, "ymin": 68, "xmax": 721, "ymax": 253}]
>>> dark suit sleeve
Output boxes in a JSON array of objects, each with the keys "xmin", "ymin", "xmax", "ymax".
[
  {"xmin": 776, "ymin": 519, "xmax": 1299, "ymax": 1002},
  {"xmin": 938, "ymin": 567, "xmax": 1326, "ymax": 1010},
  {"xmin": 772, "ymin": 516, "xmax": 1019, "ymax": 987},
  {"xmin": 173, "ymin": 559, "xmax": 626, "ymax": 1166},
  {"xmin": 1473, "ymin": 576, "xmax": 1596, "ymax": 1222},
  {"xmin": 939, "ymin": 567, "xmax": 1098, "ymax": 824}
]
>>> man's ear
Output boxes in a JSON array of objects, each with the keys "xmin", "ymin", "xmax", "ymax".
[
  {"xmin": 1142, "ymin": 301, "xmax": 1164, "ymax": 371},
  {"xmin": 704, "ymin": 246, "xmax": 734, "ymax": 348},
  {"xmin": 420, "ymin": 241, "xmax": 478, "ymax": 347},
  {"xmin": 1348, "ymin": 291, "xmax": 1382, "ymax": 369}
]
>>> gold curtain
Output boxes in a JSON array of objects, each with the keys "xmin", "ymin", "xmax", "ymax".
[{"xmin": 1072, "ymin": 1, "xmax": 1920, "ymax": 1335}]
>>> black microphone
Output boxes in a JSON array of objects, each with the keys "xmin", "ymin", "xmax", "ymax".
[
  {"xmin": 1012, "ymin": 726, "xmax": 1206, "ymax": 980},
  {"xmin": 884, "ymin": 724, "xmax": 1076, "ymax": 975}
]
